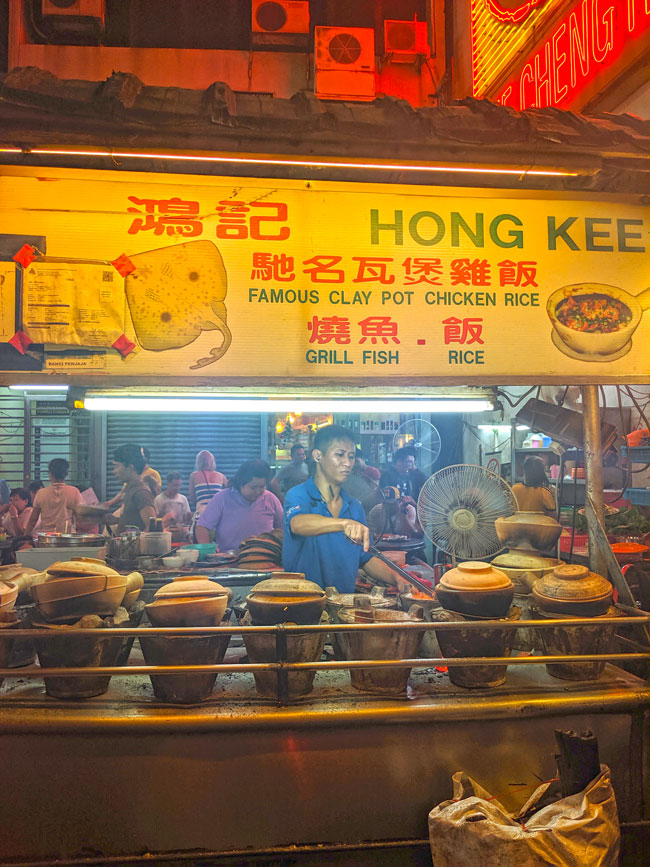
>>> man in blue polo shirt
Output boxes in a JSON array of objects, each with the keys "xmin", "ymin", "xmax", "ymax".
[{"xmin": 282, "ymin": 424, "xmax": 400, "ymax": 593}]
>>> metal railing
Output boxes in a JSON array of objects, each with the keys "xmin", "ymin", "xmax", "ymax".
[{"xmin": 1, "ymin": 609, "xmax": 649, "ymax": 706}]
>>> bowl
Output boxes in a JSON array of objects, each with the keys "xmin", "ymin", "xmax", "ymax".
[
  {"xmin": 161, "ymin": 555, "xmax": 185, "ymax": 569},
  {"xmin": 178, "ymin": 547, "xmax": 201, "ymax": 565},
  {"xmin": 145, "ymin": 594, "xmax": 228, "ymax": 627},
  {"xmin": 546, "ymin": 282, "xmax": 650, "ymax": 359},
  {"xmin": 179, "ymin": 543, "xmax": 215, "ymax": 561}
]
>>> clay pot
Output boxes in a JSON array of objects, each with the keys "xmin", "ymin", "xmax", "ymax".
[
  {"xmin": 326, "ymin": 586, "xmax": 396, "ymax": 659},
  {"xmin": 337, "ymin": 606, "xmax": 425, "ymax": 695},
  {"xmin": 246, "ymin": 575, "xmax": 326, "ymax": 625},
  {"xmin": 533, "ymin": 605, "xmax": 620, "ymax": 681},
  {"xmin": 434, "ymin": 606, "xmax": 522, "ymax": 688},
  {"xmin": 532, "ymin": 564, "xmax": 613, "ymax": 616},
  {"xmin": 31, "ymin": 608, "xmax": 131, "ymax": 699},
  {"xmin": 436, "ymin": 561, "xmax": 514, "ymax": 618},
  {"xmin": 495, "ymin": 511, "xmax": 562, "ymax": 553},
  {"xmin": 139, "ymin": 628, "xmax": 231, "ymax": 704}
]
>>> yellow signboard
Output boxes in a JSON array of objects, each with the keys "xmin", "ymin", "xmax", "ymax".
[{"xmin": 0, "ymin": 166, "xmax": 648, "ymax": 383}]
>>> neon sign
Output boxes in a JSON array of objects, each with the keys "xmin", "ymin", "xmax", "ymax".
[
  {"xmin": 486, "ymin": 0, "xmax": 551, "ymax": 23},
  {"xmin": 494, "ymin": 0, "xmax": 650, "ymax": 109}
]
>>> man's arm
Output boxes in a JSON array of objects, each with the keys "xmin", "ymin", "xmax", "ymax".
[
  {"xmin": 289, "ymin": 513, "xmax": 370, "ymax": 550},
  {"xmin": 362, "ymin": 555, "xmax": 402, "ymax": 588},
  {"xmin": 139, "ymin": 504, "xmax": 156, "ymax": 527},
  {"xmin": 195, "ymin": 525, "xmax": 210, "ymax": 543}
]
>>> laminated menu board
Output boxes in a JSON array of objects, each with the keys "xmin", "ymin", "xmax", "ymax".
[
  {"xmin": 21, "ymin": 258, "xmax": 126, "ymax": 347},
  {"xmin": 0, "ymin": 261, "xmax": 16, "ymax": 341}
]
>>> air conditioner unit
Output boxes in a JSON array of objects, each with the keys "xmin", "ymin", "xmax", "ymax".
[
  {"xmin": 42, "ymin": 0, "xmax": 105, "ymax": 23},
  {"xmin": 252, "ymin": 0, "xmax": 309, "ymax": 49},
  {"xmin": 314, "ymin": 26, "xmax": 376, "ymax": 102},
  {"xmin": 384, "ymin": 20, "xmax": 430, "ymax": 63}
]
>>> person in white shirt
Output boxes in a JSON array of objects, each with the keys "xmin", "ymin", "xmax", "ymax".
[{"xmin": 154, "ymin": 472, "xmax": 192, "ymax": 528}]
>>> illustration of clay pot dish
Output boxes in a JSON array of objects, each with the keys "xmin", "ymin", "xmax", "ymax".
[
  {"xmin": 547, "ymin": 282, "xmax": 650, "ymax": 362},
  {"xmin": 125, "ymin": 240, "xmax": 232, "ymax": 369}
]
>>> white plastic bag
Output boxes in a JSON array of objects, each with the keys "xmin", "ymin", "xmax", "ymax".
[{"xmin": 428, "ymin": 766, "xmax": 619, "ymax": 867}]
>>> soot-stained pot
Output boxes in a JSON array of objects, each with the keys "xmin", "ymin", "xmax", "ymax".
[
  {"xmin": 436, "ymin": 561, "xmax": 514, "ymax": 618},
  {"xmin": 246, "ymin": 575, "xmax": 326, "ymax": 625},
  {"xmin": 532, "ymin": 563, "xmax": 613, "ymax": 616},
  {"xmin": 495, "ymin": 511, "xmax": 562, "ymax": 553}
]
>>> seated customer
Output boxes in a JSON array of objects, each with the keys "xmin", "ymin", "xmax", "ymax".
[
  {"xmin": 513, "ymin": 456, "xmax": 556, "ymax": 517},
  {"xmin": 155, "ymin": 472, "xmax": 192, "ymax": 528},
  {"xmin": 195, "ymin": 460, "xmax": 283, "ymax": 552},
  {"xmin": 2, "ymin": 488, "xmax": 34, "ymax": 539},
  {"xmin": 25, "ymin": 458, "xmax": 82, "ymax": 535},
  {"xmin": 110, "ymin": 443, "xmax": 156, "ymax": 532}
]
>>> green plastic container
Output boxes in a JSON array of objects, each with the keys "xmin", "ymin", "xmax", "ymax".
[{"xmin": 179, "ymin": 543, "xmax": 215, "ymax": 561}]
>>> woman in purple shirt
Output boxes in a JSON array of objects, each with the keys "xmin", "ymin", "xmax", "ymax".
[{"xmin": 195, "ymin": 460, "xmax": 283, "ymax": 552}]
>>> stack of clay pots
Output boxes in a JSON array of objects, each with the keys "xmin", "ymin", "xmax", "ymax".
[
  {"xmin": 434, "ymin": 561, "xmax": 520, "ymax": 688},
  {"xmin": 28, "ymin": 559, "xmax": 144, "ymax": 698},
  {"xmin": 532, "ymin": 563, "xmax": 617, "ymax": 681},
  {"xmin": 142, "ymin": 576, "xmax": 231, "ymax": 703},
  {"xmin": 243, "ymin": 575, "xmax": 327, "ymax": 699}
]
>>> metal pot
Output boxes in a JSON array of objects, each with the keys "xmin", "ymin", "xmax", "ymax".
[{"xmin": 36, "ymin": 532, "xmax": 106, "ymax": 548}]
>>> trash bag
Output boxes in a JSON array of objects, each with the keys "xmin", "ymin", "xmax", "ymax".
[{"xmin": 428, "ymin": 765, "xmax": 619, "ymax": 867}]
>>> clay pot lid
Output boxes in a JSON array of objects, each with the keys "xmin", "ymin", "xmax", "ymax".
[
  {"xmin": 535, "ymin": 563, "xmax": 613, "ymax": 602},
  {"xmin": 154, "ymin": 577, "xmax": 228, "ymax": 599},
  {"xmin": 439, "ymin": 561, "xmax": 513, "ymax": 591},
  {"xmin": 493, "ymin": 551, "xmax": 560, "ymax": 570},
  {"xmin": 250, "ymin": 575, "xmax": 325, "ymax": 598}
]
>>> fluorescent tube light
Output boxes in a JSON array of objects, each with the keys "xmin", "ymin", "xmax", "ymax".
[
  {"xmin": 9, "ymin": 384, "xmax": 69, "ymax": 391},
  {"xmin": 5, "ymin": 146, "xmax": 580, "ymax": 177},
  {"xmin": 83, "ymin": 396, "xmax": 494, "ymax": 414},
  {"xmin": 478, "ymin": 423, "xmax": 530, "ymax": 432}
]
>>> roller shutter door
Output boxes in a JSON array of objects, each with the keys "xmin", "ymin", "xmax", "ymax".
[{"xmin": 105, "ymin": 413, "xmax": 265, "ymax": 498}]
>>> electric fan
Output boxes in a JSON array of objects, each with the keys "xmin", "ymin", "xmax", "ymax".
[
  {"xmin": 342, "ymin": 472, "xmax": 387, "ymax": 539},
  {"xmin": 417, "ymin": 464, "xmax": 517, "ymax": 561},
  {"xmin": 393, "ymin": 419, "xmax": 442, "ymax": 467}
]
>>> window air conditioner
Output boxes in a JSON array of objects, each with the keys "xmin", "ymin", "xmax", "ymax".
[
  {"xmin": 252, "ymin": 0, "xmax": 310, "ymax": 49},
  {"xmin": 383, "ymin": 20, "xmax": 430, "ymax": 63},
  {"xmin": 314, "ymin": 26, "xmax": 376, "ymax": 102},
  {"xmin": 41, "ymin": 0, "xmax": 105, "ymax": 23}
]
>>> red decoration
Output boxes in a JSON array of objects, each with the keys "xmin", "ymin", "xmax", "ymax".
[
  {"xmin": 112, "ymin": 334, "xmax": 136, "ymax": 357},
  {"xmin": 12, "ymin": 244, "xmax": 36, "ymax": 268},
  {"xmin": 9, "ymin": 331, "xmax": 32, "ymax": 354},
  {"xmin": 111, "ymin": 253, "xmax": 136, "ymax": 277},
  {"xmin": 486, "ymin": 0, "xmax": 550, "ymax": 24}
]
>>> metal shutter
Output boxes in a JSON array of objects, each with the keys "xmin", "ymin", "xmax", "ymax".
[
  {"xmin": 0, "ymin": 388, "xmax": 27, "ymax": 489},
  {"xmin": 104, "ymin": 412, "xmax": 266, "ymax": 498}
]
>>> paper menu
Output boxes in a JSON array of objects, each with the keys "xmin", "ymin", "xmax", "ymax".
[
  {"xmin": 22, "ymin": 259, "xmax": 126, "ymax": 347},
  {"xmin": 0, "ymin": 261, "xmax": 16, "ymax": 341}
]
